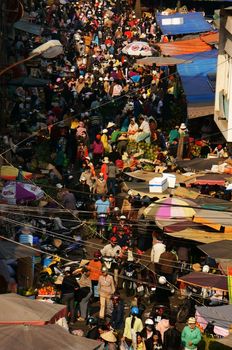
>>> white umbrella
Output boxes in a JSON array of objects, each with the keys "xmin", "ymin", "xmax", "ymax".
[
  {"xmin": 30, "ymin": 40, "xmax": 64, "ymax": 59},
  {"xmin": 122, "ymin": 41, "xmax": 155, "ymax": 57},
  {"xmin": 0, "ymin": 40, "xmax": 63, "ymax": 77}
]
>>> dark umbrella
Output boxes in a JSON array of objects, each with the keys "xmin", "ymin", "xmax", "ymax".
[
  {"xmin": 0, "ymin": 293, "xmax": 66, "ymax": 325},
  {"xmin": 8, "ymin": 76, "xmax": 49, "ymax": 88},
  {"xmin": 197, "ymin": 240, "xmax": 232, "ymax": 260},
  {"xmin": 0, "ymin": 324, "xmax": 101, "ymax": 350}
]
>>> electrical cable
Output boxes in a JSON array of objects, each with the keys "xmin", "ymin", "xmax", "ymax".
[
  {"xmin": 0, "ymin": 233, "xmax": 229, "ymax": 308},
  {"xmin": 1, "ymin": 213, "xmax": 228, "ymax": 275}
]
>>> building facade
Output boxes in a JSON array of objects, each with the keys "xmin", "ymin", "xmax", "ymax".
[{"xmin": 214, "ymin": 7, "xmax": 232, "ymax": 141}]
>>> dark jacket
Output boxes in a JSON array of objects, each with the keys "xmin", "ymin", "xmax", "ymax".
[
  {"xmin": 141, "ymin": 328, "xmax": 162, "ymax": 350},
  {"xmin": 111, "ymin": 300, "xmax": 124, "ymax": 329},
  {"xmin": 61, "ymin": 275, "xmax": 79, "ymax": 295},
  {"xmin": 163, "ymin": 327, "xmax": 181, "ymax": 350}
]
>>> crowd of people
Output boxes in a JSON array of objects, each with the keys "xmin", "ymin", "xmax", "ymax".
[
  {"xmin": 5, "ymin": 0, "xmax": 229, "ymax": 175},
  {"xmin": 1, "ymin": 0, "xmax": 229, "ymax": 349},
  {"xmin": 60, "ymin": 262, "xmax": 202, "ymax": 350}
]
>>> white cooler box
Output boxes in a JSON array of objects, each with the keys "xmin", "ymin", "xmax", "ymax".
[
  {"xmin": 149, "ymin": 176, "xmax": 168, "ymax": 193},
  {"xmin": 162, "ymin": 173, "xmax": 176, "ymax": 188}
]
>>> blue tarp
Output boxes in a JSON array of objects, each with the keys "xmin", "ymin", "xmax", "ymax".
[
  {"xmin": 156, "ymin": 12, "xmax": 212, "ymax": 35},
  {"xmin": 176, "ymin": 50, "xmax": 217, "ymax": 110}
]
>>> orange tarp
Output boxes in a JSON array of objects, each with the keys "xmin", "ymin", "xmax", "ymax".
[
  {"xmin": 200, "ymin": 32, "xmax": 219, "ymax": 45},
  {"xmin": 157, "ymin": 37, "xmax": 212, "ymax": 56}
]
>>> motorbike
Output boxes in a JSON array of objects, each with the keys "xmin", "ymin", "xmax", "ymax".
[
  {"xmin": 40, "ymin": 234, "xmax": 86, "ymax": 261},
  {"xmin": 97, "ymin": 213, "xmax": 108, "ymax": 238},
  {"xmin": 39, "ymin": 255, "xmax": 62, "ymax": 283},
  {"xmin": 122, "ymin": 262, "xmax": 138, "ymax": 296},
  {"xmin": 176, "ymin": 286, "xmax": 202, "ymax": 323},
  {"xmin": 62, "ymin": 239, "xmax": 86, "ymax": 261},
  {"xmin": 204, "ymin": 321, "xmax": 220, "ymax": 338},
  {"xmin": 102, "ymin": 256, "xmax": 116, "ymax": 270},
  {"xmin": 138, "ymin": 265, "xmax": 157, "ymax": 299},
  {"xmin": 150, "ymin": 304, "xmax": 170, "ymax": 324}
]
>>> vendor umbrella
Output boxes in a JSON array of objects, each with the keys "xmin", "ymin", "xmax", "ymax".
[
  {"xmin": 136, "ymin": 56, "xmax": 192, "ymax": 66},
  {"xmin": 122, "ymin": 41, "xmax": 156, "ymax": 56},
  {"xmin": 0, "ymin": 293, "xmax": 66, "ymax": 325},
  {"xmin": 0, "ymin": 324, "xmax": 100, "ymax": 350},
  {"xmin": 1, "ymin": 181, "xmax": 44, "ymax": 204},
  {"xmin": 144, "ymin": 196, "xmax": 196, "ymax": 229},
  {"xmin": 197, "ymin": 240, "xmax": 232, "ymax": 260}
]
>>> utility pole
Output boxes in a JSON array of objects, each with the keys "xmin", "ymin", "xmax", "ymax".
[{"xmin": 0, "ymin": 0, "xmax": 9, "ymax": 129}]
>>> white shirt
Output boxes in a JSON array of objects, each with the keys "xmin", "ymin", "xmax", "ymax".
[
  {"xmin": 101, "ymin": 244, "xmax": 121, "ymax": 257},
  {"xmin": 112, "ymin": 84, "xmax": 123, "ymax": 97},
  {"xmin": 139, "ymin": 120, "xmax": 150, "ymax": 133},
  {"xmin": 151, "ymin": 242, "xmax": 166, "ymax": 263},
  {"xmin": 128, "ymin": 122, "xmax": 138, "ymax": 134},
  {"xmin": 157, "ymin": 100, "xmax": 163, "ymax": 114}
]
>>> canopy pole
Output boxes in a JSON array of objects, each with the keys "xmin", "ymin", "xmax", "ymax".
[{"xmin": 0, "ymin": 53, "xmax": 39, "ymax": 77}]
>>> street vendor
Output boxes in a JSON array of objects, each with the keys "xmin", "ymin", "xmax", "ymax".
[{"xmin": 127, "ymin": 117, "xmax": 138, "ymax": 141}]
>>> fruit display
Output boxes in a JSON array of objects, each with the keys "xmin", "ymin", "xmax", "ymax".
[
  {"xmin": 128, "ymin": 141, "xmax": 159, "ymax": 162},
  {"xmin": 38, "ymin": 285, "xmax": 56, "ymax": 296},
  {"xmin": 20, "ymin": 287, "xmax": 36, "ymax": 297},
  {"xmin": 142, "ymin": 164, "xmax": 155, "ymax": 171}
]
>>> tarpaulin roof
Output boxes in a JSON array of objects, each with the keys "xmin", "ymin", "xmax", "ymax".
[
  {"xmin": 197, "ymin": 240, "xmax": 232, "ymax": 259},
  {"xmin": 0, "ymin": 293, "xmax": 66, "ymax": 325},
  {"xmin": 196, "ymin": 305, "xmax": 232, "ymax": 331},
  {"xmin": 192, "ymin": 173, "xmax": 228, "ymax": 186},
  {"xmin": 177, "ymin": 272, "xmax": 228, "ymax": 291},
  {"xmin": 136, "ymin": 56, "xmax": 192, "ymax": 66},
  {"xmin": 163, "ymin": 220, "xmax": 203, "ymax": 233},
  {"xmin": 165, "ymin": 228, "xmax": 232, "ymax": 244},
  {"xmin": 193, "ymin": 208, "xmax": 232, "ymax": 230},
  {"xmin": 200, "ymin": 32, "xmax": 219, "ymax": 45},
  {"xmin": 176, "ymin": 157, "xmax": 222, "ymax": 171},
  {"xmin": 156, "ymin": 12, "xmax": 212, "ymax": 35},
  {"xmin": 215, "ymin": 334, "xmax": 232, "ymax": 348},
  {"xmin": 176, "ymin": 50, "xmax": 217, "ymax": 118},
  {"xmin": 0, "ymin": 324, "xmax": 101, "ymax": 350},
  {"xmin": 157, "ymin": 37, "xmax": 212, "ymax": 56}
]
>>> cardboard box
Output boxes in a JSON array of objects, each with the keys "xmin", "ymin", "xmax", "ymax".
[
  {"xmin": 163, "ymin": 173, "xmax": 176, "ymax": 188},
  {"xmin": 149, "ymin": 176, "xmax": 168, "ymax": 193}
]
